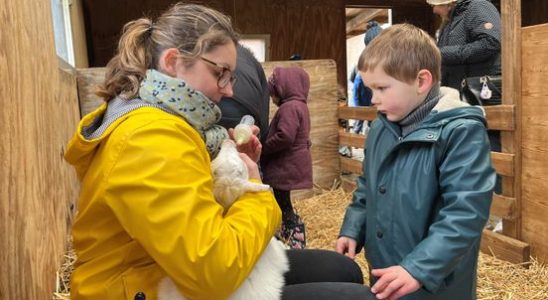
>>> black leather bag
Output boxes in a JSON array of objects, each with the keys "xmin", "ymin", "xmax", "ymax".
[{"xmin": 460, "ymin": 75, "xmax": 502, "ymax": 106}]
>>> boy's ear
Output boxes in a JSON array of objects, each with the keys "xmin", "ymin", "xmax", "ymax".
[
  {"xmin": 158, "ymin": 48, "xmax": 180, "ymax": 77},
  {"xmin": 416, "ymin": 69, "xmax": 434, "ymax": 94}
]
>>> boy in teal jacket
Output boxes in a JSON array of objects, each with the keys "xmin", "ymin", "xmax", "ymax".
[{"xmin": 336, "ymin": 24, "xmax": 495, "ymax": 300}]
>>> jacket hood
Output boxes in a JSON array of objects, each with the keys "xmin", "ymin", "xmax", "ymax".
[
  {"xmin": 453, "ymin": 0, "xmax": 472, "ymax": 16},
  {"xmin": 64, "ymin": 103, "xmax": 111, "ymax": 180},
  {"xmin": 377, "ymin": 86, "xmax": 486, "ymax": 139},
  {"xmin": 64, "ymin": 98, "xmax": 165, "ymax": 180},
  {"xmin": 267, "ymin": 67, "xmax": 310, "ymax": 104},
  {"xmin": 428, "ymin": 86, "xmax": 486, "ymax": 126}
]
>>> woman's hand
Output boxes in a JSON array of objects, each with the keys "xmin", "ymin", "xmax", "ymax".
[
  {"xmin": 238, "ymin": 153, "xmax": 261, "ymax": 180},
  {"xmin": 228, "ymin": 125, "xmax": 262, "ymax": 162}
]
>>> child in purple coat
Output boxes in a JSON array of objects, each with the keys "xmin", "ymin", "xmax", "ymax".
[{"xmin": 261, "ymin": 66, "xmax": 312, "ymax": 249}]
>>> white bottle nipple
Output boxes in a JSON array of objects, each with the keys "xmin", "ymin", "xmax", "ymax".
[{"xmin": 234, "ymin": 115, "xmax": 255, "ymax": 145}]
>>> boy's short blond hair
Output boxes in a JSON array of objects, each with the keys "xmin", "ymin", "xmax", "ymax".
[{"xmin": 357, "ymin": 23, "xmax": 441, "ymax": 84}]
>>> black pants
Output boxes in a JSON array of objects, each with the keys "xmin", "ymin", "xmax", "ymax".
[
  {"xmin": 282, "ymin": 249, "xmax": 375, "ymax": 299},
  {"xmin": 273, "ymin": 189, "xmax": 295, "ymax": 221}
]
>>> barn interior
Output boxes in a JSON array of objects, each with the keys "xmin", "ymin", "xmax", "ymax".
[{"xmin": 2, "ymin": 0, "xmax": 548, "ymax": 298}]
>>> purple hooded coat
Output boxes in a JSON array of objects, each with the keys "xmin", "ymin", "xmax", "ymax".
[{"xmin": 261, "ymin": 67, "xmax": 312, "ymax": 191}]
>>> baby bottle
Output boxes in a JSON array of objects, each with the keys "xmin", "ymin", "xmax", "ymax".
[{"xmin": 233, "ymin": 115, "xmax": 255, "ymax": 145}]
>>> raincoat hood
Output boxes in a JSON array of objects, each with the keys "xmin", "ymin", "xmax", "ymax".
[
  {"xmin": 267, "ymin": 67, "xmax": 310, "ymax": 105},
  {"xmin": 429, "ymin": 86, "xmax": 486, "ymax": 123},
  {"xmin": 64, "ymin": 98, "xmax": 174, "ymax": 179},
  {"xmin": 453, "ymin": 0, "xmax": 472, "ymax": 15},
  {"xmin": 64, "ymin": 103, "xmax": 113, "ymax": 180}
]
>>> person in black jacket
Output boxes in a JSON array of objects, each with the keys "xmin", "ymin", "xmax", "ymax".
[
  {"xmin": 218, "ymin": 44, "xmax": 270, "ymax": 142},
  {"xmin": 429, "ymin": 0, "xmax": 502, "ymax": 193},
  {"xmin": 428, "ymin": 0, "xmax": 501, "ymax": 90}
]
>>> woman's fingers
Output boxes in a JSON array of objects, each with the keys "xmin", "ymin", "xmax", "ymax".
[{"xmin": 228, "ymin": 126, "xmax": 262, "ymax": 162}]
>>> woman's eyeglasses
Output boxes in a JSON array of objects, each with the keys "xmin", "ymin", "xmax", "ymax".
[{"xmin": 200, "ymin": 56, "xmax": 237, "ymax": 88}]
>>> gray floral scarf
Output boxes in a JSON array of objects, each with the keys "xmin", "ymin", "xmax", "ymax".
[{"xmin": 139, "ymin": 69, "xmax": 228, "ymax": 158}]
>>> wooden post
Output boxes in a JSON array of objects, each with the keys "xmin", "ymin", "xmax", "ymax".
[
  {"xmin": 500, "ymin": 0, "xmax": 522, "ymax": 239},
  {"xmin": 520, "ymin": 23, "xmax": 548, "ymax": 261},
  {"xmin": 0, "ymin": 0, "xmax": 81, "ymax": 298}
]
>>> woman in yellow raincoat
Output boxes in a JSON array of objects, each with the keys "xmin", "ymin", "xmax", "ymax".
[{"xmin": 65, "ymin": 2, "xmax": 372, "ymax": 299}]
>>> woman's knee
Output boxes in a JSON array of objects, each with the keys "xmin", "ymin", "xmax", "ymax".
[{"xmin": 285, "ymin": 249, "xmax": 364, "ymax": 284}]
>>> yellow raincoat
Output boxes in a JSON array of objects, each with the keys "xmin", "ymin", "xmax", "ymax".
[{"xmin": 65, "ymin": 104, "xmax": 281, "ymax": 299}]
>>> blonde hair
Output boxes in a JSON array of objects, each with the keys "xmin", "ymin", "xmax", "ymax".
[
  {"xmin": 357, "ymin": 23, "xmax": 441, "ymax": 84},
  {"xmin": 97, "ymin": 2, "xmax": 239, "ymax": 101}
]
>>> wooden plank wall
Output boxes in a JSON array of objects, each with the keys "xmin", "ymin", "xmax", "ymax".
[
  {"xmin": 521, "ymin": 23, "xmax": 548, "ymax": 262},
  {"xmin": 81, "ymin": 0, "xmax": 438, "ymax": 90},
  {"xmin": 81, "ymin": 0, "xmax": 348, "ymax": 87},
  {"xmin": 0, "ymin": 0, "xmax": 81, "ymax": 298},
  {"xmin": 521, "ymin": 0, "xmax": 548, "ymax": 26}
]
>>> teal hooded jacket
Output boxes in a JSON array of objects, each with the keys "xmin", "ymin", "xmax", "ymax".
[{"xmin": 340, "ymin": 87, "xmax": 495, "ymax": 299}]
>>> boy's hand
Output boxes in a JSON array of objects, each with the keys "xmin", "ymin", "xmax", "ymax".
[
  {"xmin": 335, "ymin": 236, "xmax": 358, "ymax": 259},
  {"xmin": 228, "ymin": 125, "xmax": 262, "ymax": 162},
  {"xmin": 371, "ymin": 266, "xmax": 421, "ymax": 300}
]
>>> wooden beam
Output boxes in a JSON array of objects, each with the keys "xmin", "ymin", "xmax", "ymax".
[
  {"xmin": 347, "ymin": 15, "xmax": 389, "ymax": 38},
  {"xmin": 338, "ymin": 106, "xmax": 377, "ymax": 121},
  {"xmin": 492, "ymin": 152, "xmax": 514, "ymax": 177},
  {"xmin": 345, "ymin": 0, "xmax": 427, "ymax": 8},
  {"xmin": 491, "ymin": 194, "xmax": 517, "ymax": 220},
  {"xmin": 340, "ymin": 150, "xmax": 514, "ymax": 177},
  {"xmin": 346, "ymin": 8, "xmax": 364, "ymax": 19},
  {"xmin": 484, "ymin": 105, "xmax": 515, "ymax": 131},
  {"xmin": 500, "ymin": 0, "xmax": 522, "ymax": 239},
  {"xmin": 76, "ymin": 67, "xmax": 107, "ymax": 117},
  {"xmin": 340, "ymin": 174, "xmax": 359, "ymax": 193},
  {"xmin": 337, "ymin": 130, "xmax": 514, "ymax": 177},
  {"xmin": 481, "ymin": 229, "xmax": 530, "ymax": 264},
  {"xmin": 340, "ymin": 157, "xmax": 364, "ymax": 175},
  {"xmin": 337, "ymin": 105, "xmax": 513, "ymax": 130},
  {"xmin": 336, "ymin": 179, "xmax": 528, "ymax": 263},
  {"xmin": 346, "ymin": 9, "xmax": 387, "ymax": 36},
  {"xmin": 339, "ymin": 130, "xmax": 367, "ymax": 148},
  {"xmin": 339, "ymin": 153, "xmax": 516, "ymax": 220},
  {"xmin": 339, "ymin": 175, "xmax": 519, "ymax": 225}
]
